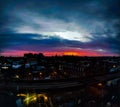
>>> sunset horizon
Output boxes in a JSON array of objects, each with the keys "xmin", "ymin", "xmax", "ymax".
[
  {"xmin": 0, "ymin": 0, "xmax": 120, "ymax": 57},
  {"xmin": 1, "ymin": 50, "xmax": 119, "ymax": 57}
]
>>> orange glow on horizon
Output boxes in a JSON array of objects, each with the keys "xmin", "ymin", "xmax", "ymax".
[
  {"xmin": 1, "ymin": 49, "xmax": 118, "ymax": 57},
  {"xmin": 64, "ymin": 51, "xmax": 79, "ymax": 56}
]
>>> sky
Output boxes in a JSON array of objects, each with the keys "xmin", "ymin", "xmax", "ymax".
[{"xmin": 0, "ymin": 0, "xmax": 120, "ymax": 56}]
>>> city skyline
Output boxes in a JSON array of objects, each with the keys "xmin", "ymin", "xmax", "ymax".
[{"xmin": 0, "ymin": 0, "xmax": 120, "ymax": 56}]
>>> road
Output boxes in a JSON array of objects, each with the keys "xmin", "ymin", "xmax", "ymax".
[{"xmin": 0, "ymin": 72, "xmax": 120, "ymax": 90}]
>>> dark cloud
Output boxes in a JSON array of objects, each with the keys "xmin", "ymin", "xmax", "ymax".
[
  {"xmin": 0, "ymin": 0, "xmax": 120, "ymax": 55},
  {"xmin": 1, "ymin": 0, "xmax": 120, "ymax": 29},
  {"xmin": 0, "ymin": 33, "xmax": 118, "ymax": 54},
  {"xmin": 0, "ymin": 33, "xmax": 69, "ymax": 51}
]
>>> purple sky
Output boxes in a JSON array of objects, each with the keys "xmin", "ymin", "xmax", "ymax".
[{"xmin": 0, "ymin": 0, "xmax": 120, "ymax": 56}]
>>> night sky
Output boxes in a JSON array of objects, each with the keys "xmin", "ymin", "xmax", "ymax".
[{"xmin": 0, "ymin": 0, "xmax": 120, "ymax": 56}]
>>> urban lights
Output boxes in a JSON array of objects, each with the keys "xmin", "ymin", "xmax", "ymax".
[{"xmin": 17, "ymin": 93, "xmax": 49, "ymax": 105}]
